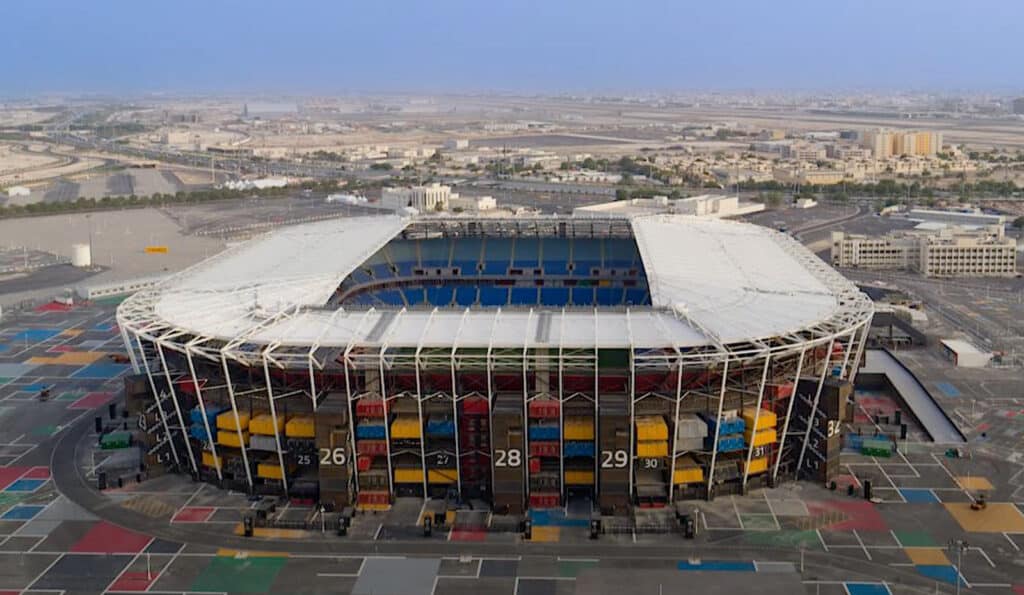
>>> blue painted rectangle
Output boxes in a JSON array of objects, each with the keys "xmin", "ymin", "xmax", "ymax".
[
  {"xmin": 0, "ymin": 344, "xmax": 8, "ymax": 352},
  {"xmin": 677, "ymin": 560, "xmax": 755, "ymax": 572},
  {"xmin": 20, "ymin": 383, "xmax": 49, "ymax": 393},
  {"xmin": 71, "ymin": 364, "xmax": 129, "ymax": 379},
  {"xmin": 845, "ymin": 584, "xmax": 891, "ymax": 595},
  {"xmin": 5, "ymin": 478, "xmax": 46, "ymax": 492},
  {"xmin": 11, "ymin": 329, "xmax": 61, "ymax": 343},
  {"xmin": 935, "ymin": 382, "xmax": 961, "ymax": 398},
  {"xmin": 0, "ymin": 504, "xmax": 45, "ymax": 520},
  {"xmin": 915, "ymin": 565, "xmax": 963, "ymax": 585},
  {"xmin": 899, "ymin": 488, "xmax": 939, "ymax": 503}
]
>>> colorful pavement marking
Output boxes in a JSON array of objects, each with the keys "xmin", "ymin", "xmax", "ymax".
[
  {"xmin": 0, "ymin": 364, "xmax": 37, "ymax": 379},
  {"xmin": 450, "ymin": 528, "xmax": 486, "ymax": 541},
  {"xmin": 955, "ymin": 476, "xmax": 994, "ymax": 491},
  {"xmin": 22, "ymin": 466, "xmax": 50, "ymax": 479},
  {"xmin": 677, "ymin": 560, "xmax": 756, "ymax": 571},
  {"xmin": 68, "ymin": 391, "xmax": 114, "ymax": 410},
  {"xmin": 28, "ymin": 351, "xmax": 108, "ymax": 366},
  {"xmin": 71, "ymin": 363, "xmax": 128, "ymax": 379},
  {"xmin": 107, "ymin": 572, "xmax": 157, "ymax": 592},
  {"xmin": 10, "ymin": 329, "xmax": 61, "ymax": 343},
  {"xmin": 0, "ymin": 466, "xmax": 31, "ymax": 490},
  {"xmin": 4, "ymin": 478, "xmax": 46, "ymax": 492},
  {"xmin": 529, "ymin": 526, "xmax": 560, "ymax": 542},
  {"xmin": 898, "ymin": 488, "xmax": 940, "ymax": 504},
  {"xmin": 915, "ymin": 565, "xmax": 964, "ymax": 585},
  {"xmin": 192, "ymin": 556, "xmax": 287, "ymax": 593},
  {"xmin": 70, "ymin": 520, "xmax": 152, "ymax": 554},
  {"xmin": 171, "ymin": 506, "xmax": 215, "ymax": 523},
  {"xmin": 945, "ymin": 502, "xmax": 1024, "ymax": 533},
  {"xmin": 0, "ymin": 504, "xmax": 45, "ymax": 520},
  {"xmin": 892, "ymin": 530, "xmax": 935, "ymax": 547},
  {"xmin": 935, "ymin": 382, "xmax": 961, "ymax": 398},
  {"xmin": 905, "ymin": 548, "xmax": 950, "ymax": 566},
  {"xmin": 845, "ymin": 584, "xmax": 891, "ymax": 595},
  {"xmin": 807, "ymin": 500, "xmax": 887, "ymax": 531}
]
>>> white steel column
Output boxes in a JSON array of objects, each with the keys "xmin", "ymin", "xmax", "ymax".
[
  {"xmin": 667, "ymin": 357, "xmax": 684, "ymax": 502},
  {"xmin": 378, "ymin": 352, "xmax": 395, "ymax": 498},
  {"xmin": 846, "ymin": 322, "xmax": 871, "ymax": 385},
  {"xmin": 342, "ymin": 358, "xmax": 359, "ymax": 494},
  {"xmin": 120, "ymin": 325, "xmax": 140, "ymax": 374},
  {"xmin": 262, "ymin": 356, "xmax": 289, "ymax": 494},
  {"xmin": 705, "ymin": 359, "xmax": 730, "ymax": 499},
  {"xmin": 415, "ymin": 353, "xmax": 428, "ymax": 499},
  {"xmin": 220, "ymin": 355, "xmax": 253, "ymax": 489},
  {"xmin": 796, "ymin": 338, "xmax": 836, "ymax": 476},
  {"xmin": 157, "ymin": 343, "xmax": 198, "ymax": 474},
  {"xmin": 186, "ymin": 347, "xmax": 221, "ymax": 481},
  {"xmin": 135, "ymin": 336, "xmax": 181, "ymax": 467},
  {"xmin": 772, "ymin": 347, "xmax": 806, "ymax": 482},
  {"xmin": 742, "ymin": 356, "xmax": 772, "ymax": 488}
]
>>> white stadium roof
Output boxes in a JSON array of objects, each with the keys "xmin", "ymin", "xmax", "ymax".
[{"xmin": 119, "ymin": 214, "xmax": 872, "ymax": 363}]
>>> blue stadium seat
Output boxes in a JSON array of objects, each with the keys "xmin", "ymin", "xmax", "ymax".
[
  {"xmin": 386, "ymin": 241, "xmax": 417, "ymax": 266},
  {"xmin": 482, "ymin": 239, "xmax": 512, "ymax": 275},
  {"xmin": 395, "ymin": 262, "xmax": 415, "ymax": 277},
  {"xmin": 402, "ymin": 288, "xmax": 425, "ymax": 306},
  {"xmin": 625, "ymin": 288, "xmax": 649, "ymax": 305},
  {"xmin": 595, "ymin": 287, "xmax": 623, "ymax": 306},
  {"xmin": 541, "ymin": 238, "xmax": 571, "ymax": 275},
  {"xmin": 453, "ymin": 260, "xmax": 480, "ymax": 275},
  {"xmin": 540, "ymin": 287, "xmax": 570, "ymax": 306},
  {"xmin": 570, "ymin": 287, "xmax": 594, "ymax": 306},
  {"xmin": 419, "ymin": 238, "xmax": 450, "ymax": 268},
  {"xmin": 573, "ymin": 260, "xmax": 601, "ymax": 277},
  {"xmin": 377, "ymin": 290, "xmax": 404, "ymax": 306},
  {"xmin": 510, "ymin": 287, "xmax": 538, "ymax": 305},
  {"xmin": 350, "ymin": 293, "xmax": 374, "ymax": 306},
  {"xmin": 479, "ymin": 286, "xmax": 508, "ymax": 306},
  {"xmin": 542, "ymin": 260, "xmax": 570, "ymax": 275},
  {"xmin": 426, "ymin": 286, "xmax": 454, "ymax": 307},
  {"xmin": 482, "ymin": 260, "xmax": 508, "ymax": 276},
  {"xmin": 512, "ymin": 238, "xmax": 540, "ymax": 269},
  {"xmin": 371, "ymin": 264, "xmax": 394, "ymax": 279},
  {"xmin": 455, "ymin": 286, "xmax": 478, "ymax": 306},
  {"xmin": 351, "ymin": 268, "xmax": 372, "ymax": 284}
]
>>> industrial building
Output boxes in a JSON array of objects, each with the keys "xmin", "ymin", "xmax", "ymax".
[
  {"xmin": 907, "ymin": 208, "xmax": 1005, "ymax": 228},
  {"xmin": 117, "ymin": 214, "xmax": 871, "ymax": 514},
  {"xmin": 831, "ymin": 225, "xmax": 1017, "ymax": 277},
  {"xmin": 573, "ymin": 194, "xmax": 764, "ymax": 219}
]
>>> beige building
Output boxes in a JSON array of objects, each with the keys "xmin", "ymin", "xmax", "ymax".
[
  {"xmin": 381, "ymin": 183, "xmax": 451, "ymax": 212},
  {"xmin": 862, "ymin": 129, "xmax": 943, "ymax": 158},
  {"xmin": 832, "ymin": 226, "xmax": 1017, "ymax": 278}
]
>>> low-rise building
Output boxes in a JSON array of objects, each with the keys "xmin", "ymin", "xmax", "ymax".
[
  {"xmin": 381, "ymin": 183, "xmax": 452, "ymax": 212},
  {"xmin": 832, "ymin": 225, "xmax": 1017, "ymax": 278},
  {"xmin": 573, "ymin": 194, "xmax": 764, "ymax": 219}
]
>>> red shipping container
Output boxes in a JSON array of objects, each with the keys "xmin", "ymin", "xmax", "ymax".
[
  {"xmin": 462, "ymin": 396, "xmax": 489, "ymax": 416},
  {"xmin": 529, "ymin": 441, "xmax": 559, "ymax": 457},
  {"xmin": 528, "ymin": 399, "xmax": 559, "ymax": 419},
  {"xmin": 357, "ymin": 455, "xmax": 373, "ymax": 472},
  {"xmin": 357, "ymin": 440, "xmax": 388, "ymax": 456},
  {"xmin": 529, "ymin": 457, "xmax": 541, "ymax": 474},
  {"xmin": 529, "ymin": 492, "xmax": 560, "ymax": 509},
  {"xmin": 356, "ymin": 399, "xmax": 385, "ymax": 418}
]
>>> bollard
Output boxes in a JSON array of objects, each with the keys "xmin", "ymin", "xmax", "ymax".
[
  {"xmin": 894, "ymin": 410, "xmax": 902, "ymax": 425},
  {"xmin": 864, "ymin": 479, "xmax": 873, "ymax": 500},
  {"xmin": 98, "ymin": 471, "xmax": 107, "ymax": 490},
  {"xmin": 94, "ymin": 416, "xmax": 103, "ymax": 434},
  {"xmin": 117, "ymin": 476, "xmax": 124, "ymax": 488},
  {"xmin": 243, "ymin": 515, "xmax": 254, "ymax": 537},
  {"xmin": 523, "ymin": 518, "xmax": 532, "ymax": 540},
  {"xmin": 108, "ymin": 403, "xmax": 117, "ymax": 420}
]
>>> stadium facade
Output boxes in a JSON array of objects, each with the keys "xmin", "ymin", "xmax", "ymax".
[{"xmin": 116, "ymin": 214, "xmax": 873, "ymax": 514}]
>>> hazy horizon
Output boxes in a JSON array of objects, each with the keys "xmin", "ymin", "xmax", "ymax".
[{"xmin": 3, "ymin": 0, "xmax": 1023, "ymax": 95}]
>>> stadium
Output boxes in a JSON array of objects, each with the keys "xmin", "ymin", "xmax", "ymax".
[{"xmin": 116, "ymin": 214, "xmax": 873, "ymax": 515}]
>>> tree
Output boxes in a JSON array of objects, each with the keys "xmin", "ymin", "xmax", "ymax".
[
  {"xmin": 620, "ymin": 173, "xmax": 634, "ymax": 186},
  {"xmin": 1013, "ymin": 216, "xmax": 1024, "ymax": 229},
  {"xmin": 615, "ymin": 188, "xmax": 630, "ymax": 201}
]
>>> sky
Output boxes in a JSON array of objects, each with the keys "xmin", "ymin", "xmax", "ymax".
[{"xmin": 2, "ymin": 0, "xmax": 1022, "ymax": 94}]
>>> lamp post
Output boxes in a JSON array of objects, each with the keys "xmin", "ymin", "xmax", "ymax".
[{"xmin": 948, "ymin": 538, "xmax": 968, "ymax": 595}]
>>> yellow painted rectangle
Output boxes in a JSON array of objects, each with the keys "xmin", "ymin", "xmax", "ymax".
[
  {"xmin": 356, "ymin": 502, "xmax": 391, "ymax": 512},
  {"xmin": 427, "ymin": 469, "xmax": 458, "ymax": 484},
  {"xmin": 673, "ymin": 467, "xmax": 704, "ymax": 485},
  {"xmin": 945, "ymin": 502, "xmax": 1024, "ymax": 533},
  {"xmin": 394, "ymin": 468, "xmax": 424, "ymax": 483},
  {"xmin": 530, "ymin": 526, "xmax": 560, "ymax": 542},
  {"xmin": 635, "ymin": 415, "xmax": 668, "ymax": 441},
  {"xmin": 741, "ymin": 408, "xmax": 777, "ymax": 430},
  {"xmin": 144, "ymin": 245, "xmax": 169, "ymax": 254},
  {"xmin": 61, "ymin": 329, "xmax": 84, "ymax": 337},
  {"xmin": 745, "ymin": 456, "xmax": 769, "ymax": 475},
  {"xmin": 905, "ymin": 548, "xmax": 950, "ymax": 565},
  {"xmin": 563, "ymin": 416, "xmax": 594, "ymax": 440},
  {"xmin": 256, "ymin": 463, "xmax": 285, "ymax": 480},
  {"xmin": 956, "ymin": 476, "xmax": 993, "ymax": 491},
  {"xmin": 565, "ymin": 470, "xmax": 595, "ymax": 485},
  {"xmin": 390, "ymin": 416, "xmax": 422, "ymax": 440},
  {"xmin": 743, "ymin": 428, "xmax": 777, "ymax": 447},
  {"xmin": 636, "ymin": 440, "xmax": 668, "ymax": 458},
  {"xmin": 201, "ymin": 451, "xmax": 221, "ymax": 469},
  {"xmin": 285, "ymin": 416, "xmax": 315, "ymax": 439},
  {"xmin": 218, "ymin": 430, "xmax": 249, "ymax": 448},
  {"xmin": 217, "ymin": 411, "xmax": 250, "ymax": 431},
  {"xmin": 218, "ymin": 546, "xmax": 291, "ymax": 557},
  {"xmin": 249, "ymin": 413, "xmax": 285, "ymax": 436}
]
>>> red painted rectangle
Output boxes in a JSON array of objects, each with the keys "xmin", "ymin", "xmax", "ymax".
[
  {"xmin": 107, "ymin": 572, "xmax": 155, "ymax": 592},
  {"xmin": 71, "ymin": 521, "xmax": 152, "ymax": 554},
  {"xmin": 171, "ymin": 507, "xmax": 215, "ymax": 523},
  {"xmin": 450, "ymin": 529, "xmax": 486, "ymax": 542},
  {"xmin": 0, "ymin": 467, "xmax": 31, "ymax": 491},
  {"xmin": 68, "ymin": 392, "xmax": 114, "ymax": 410},
  {"xmin": 22, "ymin": 466, "xmax": 50, "ymax": 479}
]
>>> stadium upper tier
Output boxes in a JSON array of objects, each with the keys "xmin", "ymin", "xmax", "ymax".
[{"xmin": 117, "ymin": 215, "xmax": 872, "ymax": 360}]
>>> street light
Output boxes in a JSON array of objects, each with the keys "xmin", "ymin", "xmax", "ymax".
[{"xmin": 948, "ymin": 539, "xmax": 968, "ymax": 595}]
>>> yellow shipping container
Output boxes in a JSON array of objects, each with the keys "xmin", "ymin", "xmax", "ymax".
[
  {"xmin": 394, "ymin": 468, "xmax": 425, "ymax": 484},
  {"xmin": 217, "ymin": 411, "xmax": 250, "ymax": 431},
  {"xmin": 565, "ymin": 470, "xmax": 595, "ymax": 485},
  {"xmin": 218, "ymin": 430, "xmax": 249, "ymax": 448},
  {"xmin": 285, "ymin": 416, "xmax": 315, "ymax": 439},
  {"xmin": 743, "ymin": 428, "xmax": 777, "ymax": 447},
  {"xmin": 201, "ymin": 451, "xmax": 221, "ymax": 470},
  {"xmin": 672, "ymin": 467, "xmax": 704, "ymax": 485},
  {"xmin": 745, "ymin": 456, "xmax": 769, "ymax": 475},
  {"xmin": 741, "ymin": 408, "xmax": 777, "ymax": 431},
  {"xmin": 250, "ymin": 413, "xmax": 285, "ymax": 436},
  {"xmin": 635, "ymin": 415, "xmax": 668, "ymax": 441},
  {"xmin": 563, "ymin": 416, "xmax": 594, "ymax": 440},
  {"xmin": 427, "ymin": 469, "xmax": 459, "ymax": 484},
  {"xmin": 390, "ymin": 416, "xmax": 422, "ymax": 440},
  {"xmin": 257, "ymin": 463, "xmax": 285, "ymax": 480},
  {"xmin": 636, "ymin": 440, "xmax": 668, "ymax": 458}
]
